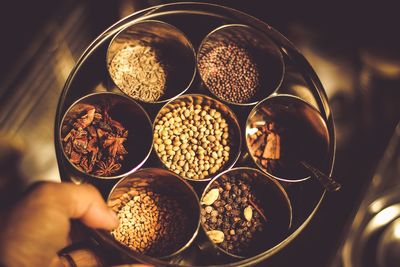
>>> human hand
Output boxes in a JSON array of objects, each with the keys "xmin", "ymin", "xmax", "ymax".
[{"xmin": 0, "ymin": 182, "xmax": 149, "ymax": 267}]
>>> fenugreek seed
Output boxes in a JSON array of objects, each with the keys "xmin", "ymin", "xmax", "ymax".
[
  {"xmin": 207, "ymin": 136, "xmax": 216, "ymax": 142},
  {"xmin": 184, "ymin": 162, "xmax": 189, "ymax": 172}
]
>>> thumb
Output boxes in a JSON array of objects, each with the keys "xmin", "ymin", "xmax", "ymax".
[
  {"xmin": 32, "ymin": 182, "xmax": 119, "ymax": 230},
  {"xmin": 56, "ymin": 182, "xmax": 119, "ymax": 230}
]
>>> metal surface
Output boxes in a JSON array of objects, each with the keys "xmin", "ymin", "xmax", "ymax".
[
  {"xmin": 376, "ymin": 217, "xmax": 400, "ymax": 267},
  {"xmin": 54, "ymin": 2, "xmax": 336, "ymax": 266},
  {"xmin": 340, "ymin": 124, "xmax": 400, "ymax": 267},
  {"xmin": 300, "ymin": 161, "xmax": 341, "ymax": 192}
]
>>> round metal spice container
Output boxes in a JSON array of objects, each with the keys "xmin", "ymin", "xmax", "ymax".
[
  {"xmin": 153, "ymin": 94, "xmax": 241, "ymax": 181},
  {"xmin": 59, "ymin": 92, "xmax": 153, "ymax": 179},
  {"xmin": 197, "ymin": 24, "xmax": 284, "ymax": 106},
  {"xmin": 245, "ymin": 94, "xmax": 331, "ymax": 182},
  {"xmin": 107, "ymin": 20, "xmax": 196, "ymax": 103},
  {"xmin": 200, "ymin": 167, "xmax": 292, "ymax": 259},
  {"xmin": 107, "ymin": 168, "xmax": 200, "ymax": 259},
  {"xmin": 55, "ymin": 3, "xmax": 336, "ymax": 266}
]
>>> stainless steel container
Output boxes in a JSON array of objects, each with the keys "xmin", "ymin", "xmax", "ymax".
[{"xmin": 54, "ymin": 2, "xmax": 336, "ymax": 266}]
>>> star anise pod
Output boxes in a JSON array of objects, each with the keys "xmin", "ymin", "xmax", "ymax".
[
  {"xmin": 103, "ymin": 136, "xmax": 128, "ymax": 157},
  {"xmin": 95, "ymin": 159, "xmax": 121, "ymax": 176},
  {"xmin": 80, "ymin": 156, "xmax": 94, "ymax": 173},
  {"xmin": 96, "ymin": 128, "xmax": 106, "ymax": 139}
]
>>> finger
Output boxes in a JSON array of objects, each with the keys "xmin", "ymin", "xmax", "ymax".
[
  {"xmin": 66, "ymin": 183, "xmax": 119, "ymax": 230},
  {"xmin": 34, "ymin": 182, "xmax": 119, "ymax": 230}
]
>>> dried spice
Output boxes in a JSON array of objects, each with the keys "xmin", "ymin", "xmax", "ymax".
[
  {"xmin": 62, "ymin": 104, "xmax": 128, "ymax": 176},
  {"xmin": 201, "ymin": 172, "xmax": 267, "ymax": 255},
  {"xmin": 109, "ymin": 44, "xmax": 167, "ymax": 102},
  {"xmin": 201, "ymin": 188, "xmax": 219, "ymax": 205},
  {"xmin": 154, "ymin": 101, "xmax": 231, "ymax": 180},
  {"xmin": 243, "ymin": 206, "xmax": 252, "ymax": 222},
  {"xmin": 247, "ymin": 120, "xmax": 282, "ymax": 175},
  {"xmin": 207, "ymin": 230, "xmax": 224, "ymax": 244},
  {"xmin": 110, "ymin": 187, "xmax": 189, "ymax": 256},
  {"xmin": 198, "ymin": 43, "xmax": 260, "ymax": 104}
]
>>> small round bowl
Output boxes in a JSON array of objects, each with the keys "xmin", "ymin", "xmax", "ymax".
[
  {"xmin": 59, "ymin": 92, "xmax": 153, "ymax": 179},
  {"xmin": 153, "ymin": 94, "xmax": 242, "ymax": 182},
  {"xmin": 246, "ymin": 94, "xmax": 330, "ymax": 182},
  {"xmin": 197, "ymin": 24, "xmax": 284, "ymax": 106},
  {"xmin": 199, "ymin": 167, "xmax": 292, "ymax": 259},
  {"xmin": 107, "ymin": 168, "xmax": 200, "ymax": 259},
  {"xmin": 106, "ymin": 20, "xmax": 196, "ymax": 104}
]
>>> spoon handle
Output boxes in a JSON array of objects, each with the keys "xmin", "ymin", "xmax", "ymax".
[{"xmin": 300, "ymin": 161, "xmax": 341, "ymax": 192}]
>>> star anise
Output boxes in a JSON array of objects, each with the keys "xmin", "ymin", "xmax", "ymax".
[
  {"xmin": 80, "ymin": 156, "xmax": 94, "ymax": 173},
  {"xmin": 103, "ymin": 136, "xmax": 128, "ymax": 157},
  {"xmin": 62, "ymin": 103, "xmax": 128, "ymax": 177},
  {"xmin": 95, "ymin": 159, "xmax": 121, "ymax": 176}
]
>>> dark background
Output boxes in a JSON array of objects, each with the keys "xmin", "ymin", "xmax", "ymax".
[{"xmin": 1, "ymin": 1, "xmax": 399, "ymax": 266}]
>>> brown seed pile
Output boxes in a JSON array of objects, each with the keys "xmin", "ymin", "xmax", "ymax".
[
  {"xmin": 201, "ymin": 172, "xmax": 266, "ymax": 255},
  {"xmin": 110, "ymin": 188, "xmax": 188, "ymax": 256},
  {"xmin": 154, "ymin": 101, "xmax": 231, "ymax": 180},
  {"xmin": 62, "ymin": 104, "xmax": 128, "ymax": 176},
  {"xmin": 198, "ymin": 43, "xmax": 260, "ymax": 104},
  {"xmin": 109, "ymin": 44, "xmax": 167, "ymax": 102}
]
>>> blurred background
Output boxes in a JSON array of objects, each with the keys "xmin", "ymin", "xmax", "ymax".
[{"xmin": 0, "ymin": 1, "xmax": 399, "ymax": 266}]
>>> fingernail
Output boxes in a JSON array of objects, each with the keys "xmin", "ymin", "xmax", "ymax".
[{"xmin": 108, "ymin": 208, "xmax": 119, "ymax": 227}]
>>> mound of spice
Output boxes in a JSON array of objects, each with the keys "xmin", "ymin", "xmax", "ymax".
[
  {"xmin": 154, "ymin": 101, "xmax": 231, "ymax": 180},
  {"xmin": 110, "ymin": 187, "xmax": 189, "ymax": 256},
  {"xmin": 109, "ymin": 44, "xmax": 167, "ymax": 102},
  {"xmin": 201, "ymin": 172, "xmax": 267, "ymax": 255},
  {"xmin": 198, "ymin": 43, "xmax": 260, "ymax": 104},
  {"xmin": 62, "ymin": 104, "xmax": 128, "ymax": 176}
]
